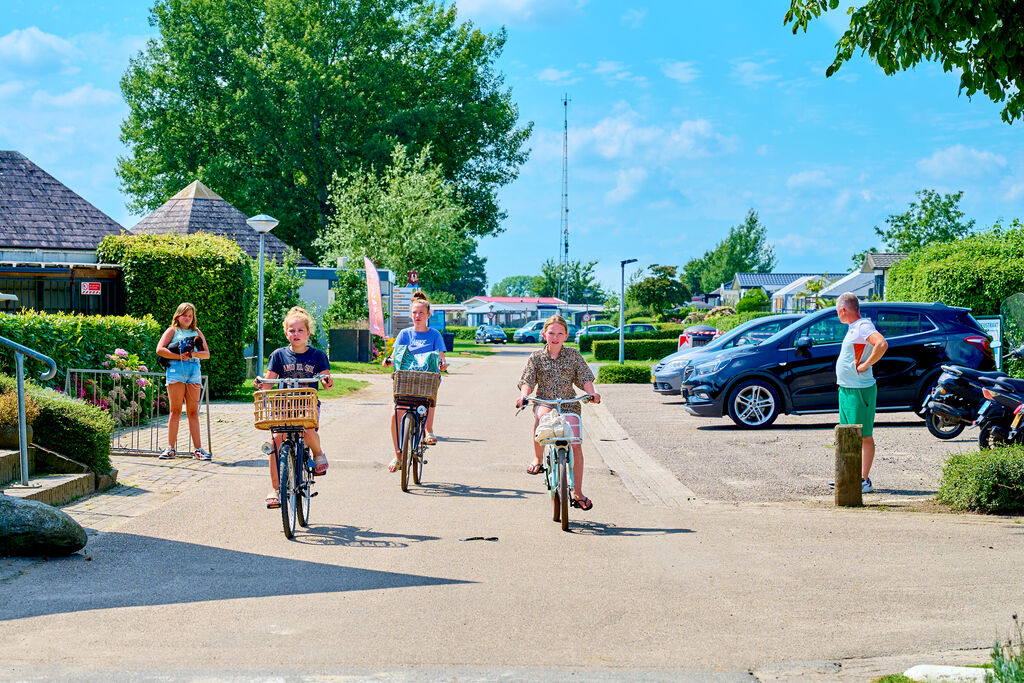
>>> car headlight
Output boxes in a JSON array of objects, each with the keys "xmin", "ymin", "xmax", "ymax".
[
  {"xmin": 664, "ymin": 359, "xmax": 690, "ymax": 372},
  {"xmin": 692, "ymin": 357, "xmax": 731, "ymax": 376}
]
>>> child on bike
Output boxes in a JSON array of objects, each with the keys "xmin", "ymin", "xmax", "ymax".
[
  {"xmin": 383, "ymin": 290, "xmax": 447, "ymax": 472},
  {"xmin": 256, "ymin": 306, "xmax": 333, "ymax": 508},
  {"xmin": 515, "ymin": 314, "xmax": 601, "ymax": 510}
]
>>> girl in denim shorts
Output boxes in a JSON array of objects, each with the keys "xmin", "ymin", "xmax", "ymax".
[{"xmin": 156, "ymin": 302, "xmax": 211, "ymax": 460}]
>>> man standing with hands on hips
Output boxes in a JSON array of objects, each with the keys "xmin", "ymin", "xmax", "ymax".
[{"xmin": 835, "ymin": 292, "xmax": 888, "ymax": 493}]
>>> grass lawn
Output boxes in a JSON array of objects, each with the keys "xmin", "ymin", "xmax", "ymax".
[
  {"xmin": 452, "ymin": 339, "xmax": 495, "ymax": 357},
  {"xmin": 330, "ymin": 360, "xmax": 392, "ymax": 374}
]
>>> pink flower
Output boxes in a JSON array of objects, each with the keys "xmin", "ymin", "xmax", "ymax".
[
  {"xmin": 136, "ymin": 378, "xmax": 148, "ymax": 389},
  {"xmin": 102, "ymin": 360, "xmax": 111, "ymax": 368},
  {"xmin": 139, "ymin": 365, "xmax": 148, "ymax": 373},
  {"xmin": 115, "ymin": 348, "xmax": 128, "ymax": 358},
  {"xmin": 111, "ymin": 372, "xmax": 121, "ymax": 381}
]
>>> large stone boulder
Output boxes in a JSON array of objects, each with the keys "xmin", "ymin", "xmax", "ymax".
[{"xmin": 0, "ymin": 494, "xmax": 87, "ymax": 556}]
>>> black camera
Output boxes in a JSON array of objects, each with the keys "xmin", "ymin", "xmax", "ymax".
[{"xmin": 159, "ymin": 335, "xmax": 205, "ymax": 368}]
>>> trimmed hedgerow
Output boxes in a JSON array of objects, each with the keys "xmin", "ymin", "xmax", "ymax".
[
  {"xmin": 0, "ymin": 310, "xmax": 162, "ymax": 390},
  {"xmin": 579, "ymin": 326, "xmax": 686, "ymax": 352},
  {"xmin": 593, "ymin": 339, "xmax": 678, "ymax": 361},
  {"xmin": 596, "ymin": 363, "xmax": 652, "ymax": 383},
  {"xmin": 0, "ymin": 374, "xmax": 113, "ymax": 474},
  {"xmin": 97, "ymin": 233, "xmax": 254, "ymax": 398},
  {"xmin": 937, "ymin": 447, "xmax": 1024, "ymax": 514}
]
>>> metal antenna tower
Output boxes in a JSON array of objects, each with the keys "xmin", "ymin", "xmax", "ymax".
[{"xmin": 558, "ymin": 94, "xmax": 570, "ymax": 303}]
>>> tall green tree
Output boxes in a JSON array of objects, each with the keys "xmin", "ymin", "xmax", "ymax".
[
  {"xmin": 628, "ymin": 265, "xmax": 691, "ymax": 316},
  {"xmin": 682, "ymin": 251, "xmax": 712, "ymax": 295},
  {"xmin": 315, "ymin": 144, "xmax": 472, "ymax": 289},
  {"xmin": 248, "ymin": 249, "xmax": 306, "ymax": 355},
  {"xmin": 119, "ymin": 0, "xmax": 531, "ymax": 258},
  {"xmin": 490, "ymin": 275, "xmax": 540, "ymax": 297},
  {"xmin": 701, "ymin": 209, "xmax": 777, "ymax": 294},
  {"xmin": 430, "ymin": 245, "xmax": 487, "ymax": 302},
  {"xmin": 875, "ymin": 189, "xmax": 976, "ymax": 254},
  {"xmin": 785, "ymin": 0, "xmax": 1024, "ymax": 123},
  {"xmin": 534, "ymin": 259, "xmax": 606, "ymax": 303}
]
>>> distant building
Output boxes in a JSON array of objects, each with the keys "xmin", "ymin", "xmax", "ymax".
[
  {"xmin": 461, "ymin": 296, "xmax": 567, "ymax": 327},
  {"xmin": 723, "ymin": 273, "xmax": 846, "ymax": 307},
  {"xmin": 860, "ymin": 252, "xmax": 908, "ymax": 300},
  {"xmin": 819, "ymin": 271, "xmax": 875, "ymax": 302}
]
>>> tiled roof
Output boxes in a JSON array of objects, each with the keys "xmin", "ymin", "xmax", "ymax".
[
  {"xmin": 0, "ymin": 150, "xmax": 125, "ymax": 250},
  {"xmin": 130, "ymin": 181, "xmax": 312, "ymax": 264},
  {"xmin": 819, "ymin": 271, "xmax": 875, "ymax": 297},
  {"xmin": 734, "ymin": 272, "xmax": 847, "ymax": 293},
  {"xmin": 862, "ymin": 252, "xmax": 908, "ymax": 271}
]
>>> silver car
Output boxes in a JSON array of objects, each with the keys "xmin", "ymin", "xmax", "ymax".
[{"xmin": 651, "ymin": 314, "xmax": 804, "ymax": 395}]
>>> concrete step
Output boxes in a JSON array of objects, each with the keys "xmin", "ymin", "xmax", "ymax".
[
  {"xmin": 0, "ymin": 448, "xmax": 35, "ymax": 484},
  {"xmin": 3, "ymin": 472, "xmax": 95, "ymax": 506}
]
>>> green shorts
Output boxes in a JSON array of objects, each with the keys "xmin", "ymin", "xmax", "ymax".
[{"xmin": 838, "ymin": 384, "xmax": 877, "ymax": 437}]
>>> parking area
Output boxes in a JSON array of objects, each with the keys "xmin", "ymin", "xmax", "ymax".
[{"xmin": 596, "ymin": 383, "xmax": 982, "ymax": 504}]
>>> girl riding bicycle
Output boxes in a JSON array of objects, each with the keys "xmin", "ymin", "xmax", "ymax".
[
  {"xmin": 257, "ymin": 306, "xmax": 333, "ymax": 508},
  {"xmin": 516, "ymin": 314, "xmax": 601, "ymax": 510},
  {"xmin": 383, "ymin": 290, "xmax": 447, "ymax": 472}
]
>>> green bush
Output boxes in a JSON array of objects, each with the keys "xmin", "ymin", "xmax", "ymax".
[
  {"xmin": 937, "ymin": 447, "xmax": 1024, "ymax": 514},
  {"xmin": 0, "ymin": 310, "xmax": 163, "ymax": 390},
  {"xmin": 597, "ymin": 363, "xmax": 652, "ymax": 383},
  {"xmin": 712, "ymin": 311, "xmax": 774, "ymax": 332},
  {"xmin": 97, "ymin": 233, "xmax": 254, "ymax": 398},
  {"xmin": 886, "ymin": 223, "xmax": 1024, "ymax": 316},
  {"xmin": 736, "ymin": 288, "xmax": 770, "ymax": 313},
  {"xmin": 579, "ymin": 326, "xmax": 686, "ymax": 352},
  {"xmin": 0, "ymin": 374, "xmax": 113, "ymax": 474},
  {"xmin": 593, "ymin": 339, "xmax": 678, "ymax": 361},
  {"xmin": 626, "ymin": 316, "xmax": 655, "ymax": 323}
]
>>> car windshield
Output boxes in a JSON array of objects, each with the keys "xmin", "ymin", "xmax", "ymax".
[{"xmin": 702, "ymin": 315, "xmax": 803, "ymax": 350}]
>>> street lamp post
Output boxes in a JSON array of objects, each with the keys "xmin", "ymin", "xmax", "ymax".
[
  {"xmin": 619, "ymin": 259, "xmax": 637, "ymax": 364},
  {"xmin": 246, "ymin": 214, "xmax": 279, "ymax": 378}
]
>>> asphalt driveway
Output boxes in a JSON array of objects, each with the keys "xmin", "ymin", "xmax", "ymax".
[{"xmin": 597, "ymin": 382, "xmax": 981, "ymax": 503}]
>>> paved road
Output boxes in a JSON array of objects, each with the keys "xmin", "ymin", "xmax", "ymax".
[{"xmin": 1, "ymin": 346, "xmax": 1020, "ymax": 681}]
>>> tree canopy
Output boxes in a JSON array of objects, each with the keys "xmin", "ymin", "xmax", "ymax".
[
  {"xmin": 628, "ymin": 265, "xmax": 691, "ymax": 316},
  {"xmin": 875, "ymin": 189, "xmax": 976, "ymax": 254},
  {"xmin": 491, "ymin": 275, "xmax": 540, "ymax": 298},
  {"xmin": 533, "ymin": 259, "xmax": 606, "ymax": 303},
  {"xmin": 700, "ymin": 209, "xmax": 776, "ymax": 294},
  {"xmin": 119, "ymin": 0, "xmax": 531, "ymax": 258},
  {"xmin": 785, "ymin": 0, "xmax": 1024, "ymax": 123}
]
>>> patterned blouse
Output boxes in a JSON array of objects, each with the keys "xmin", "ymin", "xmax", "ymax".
[{"xmin": 518, "ymin": 345, "xmax": 595, "ymax": 415}]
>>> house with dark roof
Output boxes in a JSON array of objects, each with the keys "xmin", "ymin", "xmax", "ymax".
[
  {"xmin": 860, "ymin": 252, "xmax": 908, "ymax": 300},
  {"xmin": 0, "ymin": 150, "xmax": 126, "ymax": 314},
  {"xmin": 723, "ymin": 272, "xmax": 847, "ymax": 306}
]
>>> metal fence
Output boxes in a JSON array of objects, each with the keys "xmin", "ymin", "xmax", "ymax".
[{"xmin": 64, "ymin": 368, "xmax": 212, "ymax": 457}]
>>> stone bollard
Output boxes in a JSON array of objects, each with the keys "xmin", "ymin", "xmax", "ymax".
[{"xmin": 834, "ymin": 424, "xmax": 863, "ymax": 507}]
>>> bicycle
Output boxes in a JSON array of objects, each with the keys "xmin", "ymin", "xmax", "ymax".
[
  {"xmin": 517, "ymin": 394, "xmax": 592, "ymax": 531},
  {"xmin": 392, "ymin": 369, "xmax": 440, "ymax": 492},
  {"xmin": 253, "ymin": 376, "xmax": 322, "ymax": 539}
]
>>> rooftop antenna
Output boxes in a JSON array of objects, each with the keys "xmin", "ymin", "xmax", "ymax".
[{"xmin": 559, "ymin": 93, "xmax": 570, "ymax": 305}]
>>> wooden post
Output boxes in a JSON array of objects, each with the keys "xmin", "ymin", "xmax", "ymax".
[{"xmin": 834, "ymin": 424, "xmax": 863, "ymax": 507}]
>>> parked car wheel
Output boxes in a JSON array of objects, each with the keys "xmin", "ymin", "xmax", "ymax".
[
  {"xmin": 726, "ymin": 379, "xmax": 780, "ymax": 429},
  {"xmin": 925, "ymin": 411, "xmax": 966, "ymax": 439}
]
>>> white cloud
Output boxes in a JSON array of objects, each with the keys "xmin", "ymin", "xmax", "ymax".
[
  {"xmin": 31, "ymin": 83, "xmax": 120, "ymax": 108},
  {"xmin": 593, "ymin": 61, "xmax": 646, "ymax": 85},
  {"xmin": 621, "ymin": 9, "xmax": 646, "ymax": 28},
  {"xmin": 786, "ymin": 169, "xmax": 833, "ymax": 190},
  {"xmin": 1004, "ymin": 182, "xmax": 1024, "ymax": 201},
  {"xmin": 455, "ymin": 0, "xmax": 586, "ymax": 26},
  {"xmin": 0, "ymin": 80, "xmax": 28, "ymax": 100},
  {"xmin": 577, "ymin": 104, "xmax": 737, "ymax": 163},
  {"xmin": 0, "ymin": 27, "xmax": 78, "ymax": 73},
  {"xmin": 731, "ymin": 59, "xmax": 780, "ymax": 88},
  {"xmin": 605, "ymin": 167, "xmax": 647, "ymax": 204},
  {"xmin": 756, "ymin": 145, "xmax": 770, "ymax": 156},
  {"xmin": 537, "ymin": 67, "xmax": 573, "ymax": 83},
  {"xmin": 661, "ymin": 61, "xmax": 699, "ymax": 84},
  {"xmin": 916, "ymin": 144, "xmax": 1007, "ymax": 179},
  {"xmin": 775, "ymin": 232, "xmax": 824, "ymax": 252}
]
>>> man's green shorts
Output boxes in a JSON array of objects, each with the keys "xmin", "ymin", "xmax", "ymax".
[{"xmin": 838, "ymin": 384, "xmax": 877, "ymax": 437}]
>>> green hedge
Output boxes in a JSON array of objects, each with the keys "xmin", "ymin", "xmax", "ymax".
[
  {"xmin": 597, "ymin": 363, "xmax": 652, "ymax": 383},
  {"xmin": 886, "ymin": 225, "xmax": 1024, "ymax": 316},
  {"xmin": 580, "ymin": 326, "xmax": 686, "ymax": 352},
  {"xmin": 0, "ymin": 311, "xmax": 163, "ymax": 390},
  {"xmin": 97, "ymin": 233, "xmax": 254, "ymax": 398},
  {"xmin": 0, "ymin": 375, "xmax": 113, "ymax": 474},
  {"xmin": 593, "ymin": 339, "xmax": 678, "ymax": 361},
  {"xmin": 711, "ymin": 311, "xmax": 773, "ymax": 332},
  {"xmin": 937, "ymin": 447, "xmax": 1024, "ymax": 514}
]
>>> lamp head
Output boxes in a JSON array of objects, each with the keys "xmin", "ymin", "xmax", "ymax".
[
  {"xmin": 620, "ymin": 258, "xmax": 637, "ymax": 267},
  {"xmin": 247, "ymin": 214, "xmax": 279, "ymax": 234}
]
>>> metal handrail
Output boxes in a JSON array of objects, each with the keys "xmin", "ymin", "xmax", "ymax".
[{"xmin": 0, "ymin": 335, "xmax": 58, "ymax": 489}]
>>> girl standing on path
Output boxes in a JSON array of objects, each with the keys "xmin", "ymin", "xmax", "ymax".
[
  {"xmin": 156, "ymin": 302, "xmax": 211, "ymax": 460},
  {"xmin": 515, "ymin": 314, "xmax": 601, "ymax": 510}
]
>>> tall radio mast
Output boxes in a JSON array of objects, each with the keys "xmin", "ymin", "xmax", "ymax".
[{"xmin": 558, "ymin": 94, "xmax": 570, "ymax": 304}]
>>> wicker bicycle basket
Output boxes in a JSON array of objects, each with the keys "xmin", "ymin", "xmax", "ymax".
[
  {"xmin": 393, "ymin": 369, "xmax": 440, "ymax": 406},
  {"xmin": 253, "ymin": 388, "xmax": 319, "ymax": 430}
]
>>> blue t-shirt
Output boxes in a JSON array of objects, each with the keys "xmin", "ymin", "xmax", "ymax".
[
  {"xmin": 267, "ymin": 345, "xmax": 330, "ymax": 382},
  {"xmin": 395, "ymin": 327, "xmax": 446, "ymax": 355}
]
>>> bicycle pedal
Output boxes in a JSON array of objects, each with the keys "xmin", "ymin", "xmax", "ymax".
[{"xmin": 310, "ymin": 491, "xmax": 318, "ymax": 497}]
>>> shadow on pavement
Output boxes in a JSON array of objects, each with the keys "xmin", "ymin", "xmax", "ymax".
[
  {"xmin": 569, "ymin": 521, "xmax": 695, "ymax": 536},
  {"xmin": 698, "ymin": 419, "xmax": 924, "ymax": 431},
  {"xmin": 435, "ymin": 436, "xmax": 484, "ymax": 443},
  {"xmin": 295, "ymin": 524, "xmax": 439, "ymax": 548},
  {"xmin": 409, "ymin": 482, "xmax": 540, "ymax": 499},
  {"xmin": 221, "ymin": 458, "xmax": 266, "ymax": 467},
  {"xmin": 0, "ymin": 532, "xmax": 471, "ymax": 621}
]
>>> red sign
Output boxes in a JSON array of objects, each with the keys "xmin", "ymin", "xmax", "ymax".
[
  {"xmin": 486, "ymin": 312, "xmax": 494, "ymax": 321},
  {"xmin": 80, "ymin": 282, "xmax": 102, "ymax": 296},
  {"xmin": 582, "ymin": 313, "xmax": 591, "ymax": 322},
  {"xmin": 364, "ymin": 257, "xmax": 386, "ymax": 338},
  {"xmin": 407, "ymin": 270, "xmax": 419, "ymax": 285}
]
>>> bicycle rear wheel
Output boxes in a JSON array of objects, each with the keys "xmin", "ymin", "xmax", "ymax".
[
  {"xmin": 400, "ymin": 411, "xmax": 415, "ymax": 492},
  {"xmin": 412, "ymin": 437, "xmax": 423, "ymax": 485},
  {"xmin": 278, "ymin": 443, "xmax": 297, "ymax": 539},
  {"xmin": 559, "ymin": 449, "xmax": 570, "ymax": 531},
  {"xmin": 296, "ymin": 445, "xmax": 312, "ymax": 527}
]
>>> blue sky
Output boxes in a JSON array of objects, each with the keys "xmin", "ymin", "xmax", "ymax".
[{"xmin": 3, "ymin": 1, "xmax": 1023, "ymax": 294}]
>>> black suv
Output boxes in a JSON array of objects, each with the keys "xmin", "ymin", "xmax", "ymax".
[{"xmin": 679, "ymin": 302, "xmax": 994, "ymax": 428}]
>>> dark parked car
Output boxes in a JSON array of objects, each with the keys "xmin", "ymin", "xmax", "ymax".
[
  {"xmin": 679, "ymin": 302, "xmax": 994, "ymax": 428},
  {"xmin": 651, "ymin": 314, "xmax": 804, "ymax": 395},
  {"xmin": 474, "ymin": 324, "xmax": 507, "ymax": 344}
]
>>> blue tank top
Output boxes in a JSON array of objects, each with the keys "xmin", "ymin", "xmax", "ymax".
[{"xmin": 171, "ymin": 328, "xmax": 200, "ymax": 364}]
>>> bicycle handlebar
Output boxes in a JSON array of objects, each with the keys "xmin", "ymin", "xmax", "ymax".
[
  {"xmin": 516, "ymin": 394, "xmax": 592, "ymax": 415},
  {"xmin": 254, "ymin": 376, "xmax": 324, "ymax": 388}
]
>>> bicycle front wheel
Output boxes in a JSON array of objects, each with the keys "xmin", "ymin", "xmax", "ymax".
[
  {"xmin": 296, "ymin": 445, "xmax": 312, "ymax": 527},
  {"xmin": 559, "ymin": 449, "xmax": 570, "ymax": 532},
  {"xmin": 278, "ymin": 443, "xmax": 297, "ymax": 539},
  {"xmin": 400, "ymin": 411, "xmax": 415, "ymax": 492},
  {"xmin": 412, "ymin": 438, "xmax": 423, "ymax": 485}
]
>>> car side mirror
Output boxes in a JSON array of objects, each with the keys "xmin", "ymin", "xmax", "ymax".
[{"xmin": 795, "ymin": 336, "xmax": 813, "ymax": 357}]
